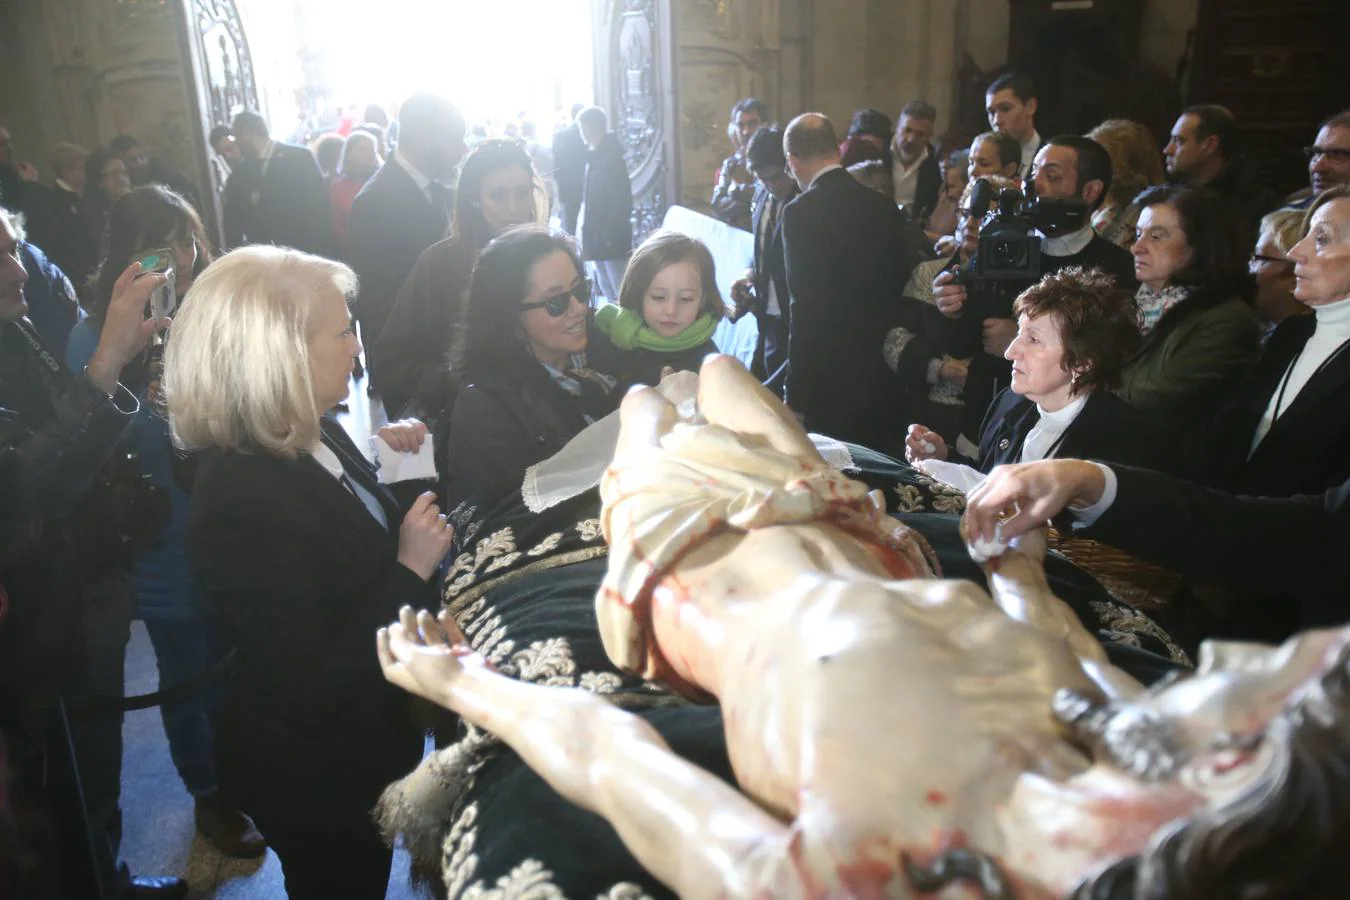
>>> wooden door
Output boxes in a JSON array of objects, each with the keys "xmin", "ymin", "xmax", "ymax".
[
  {"xmin": 593, "ymin": 0, "xmax": 678, "ymax": 245},
  {"xmin": 175, "ymin": 0, "xmax": 260, "ymax": 245}
]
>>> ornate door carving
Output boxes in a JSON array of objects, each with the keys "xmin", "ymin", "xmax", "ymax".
[
  {"xmin": 177, "ymin": 0, "xmax": 259, "ymax": 243},
  {"xmin": 595, "ymin": 0, "xmax": 677, "ymax": 245}
]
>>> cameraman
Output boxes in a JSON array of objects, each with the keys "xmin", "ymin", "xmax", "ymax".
[
  {"xmin": 931, "ymin": 135, "xmax": 1136, "ymax": 455},
  {"xmin": 0, "ymin": 204, "xmax": 186, "ymax": 898}
]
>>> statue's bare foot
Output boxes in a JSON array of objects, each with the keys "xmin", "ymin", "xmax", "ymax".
[{"xmin": 377, "ymin": 606, "xmax": 485, "ymax": 707}]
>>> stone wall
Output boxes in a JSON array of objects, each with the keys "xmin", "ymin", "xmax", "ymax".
[{"xmin": 0, "ymin": 0, "xmax": 204, "ymax": 200}]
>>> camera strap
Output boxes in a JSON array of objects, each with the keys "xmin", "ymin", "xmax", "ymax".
[{"xmin": 10, "ymin": 318, "xmax": 76, "ymax": 389}]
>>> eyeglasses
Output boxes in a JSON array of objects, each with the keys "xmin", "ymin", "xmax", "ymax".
[
  {"xmin": 521, "ymin": 279, "xmax": 591, "ymax": 317},
  {"xmin": 1305, "ymin": 146, "xmax": 1350, "ymax": 163}
]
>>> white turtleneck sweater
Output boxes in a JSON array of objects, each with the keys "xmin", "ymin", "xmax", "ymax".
[
  {"xmin": 1249, "ymin": 296, "xmax": 1350, "ymax": 455},
  {"xmin": 1021, "ymin": 393, "xmax": 1089, "ymax": 463}
]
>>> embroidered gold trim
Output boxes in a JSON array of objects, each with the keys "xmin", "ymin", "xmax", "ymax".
[{"xmin": 443, "ymin": 546, "xmax": 611, "ymax": 607}]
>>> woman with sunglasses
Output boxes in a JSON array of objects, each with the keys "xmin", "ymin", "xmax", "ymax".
[
  {"xmin": 373, "ymin": 139, "xmax": 541, "ymax": 419},
  {"xmin": 443, "ymin": 225, "xmax": 617, "ymax": 508}
]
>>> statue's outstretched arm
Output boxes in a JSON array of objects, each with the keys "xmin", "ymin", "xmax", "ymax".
[
  {"xmin": 965, "ymin": 524, "xmax": 1143, "ymax": 700},
  {"xmin": 377, "ymin": 607, "xmax": 798, "ymax": 898}
]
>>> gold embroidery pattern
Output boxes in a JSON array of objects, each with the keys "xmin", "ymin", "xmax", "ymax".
[
  {"xmin": 527, "ymin": 532, "xmax": 563, "ymax": 557},
  {"xmin": 1090, "ymin": 600, "xmax": 1192, "ymax": 666},
  {"xmin": 443, "ymin": 801, "xmax": 654, "ymax": 900},
  {"xmin": 444, "ymin": 518, "xmax": 610, "ymax": 604},
  {"xmin": 901, "ymin": 470, "xmax": 968, "ymax": 514},
  {"xmin": 579, "ymin": 671, "xmax": 623, "ymax": 694},
  {"xmin": 892, "ymin": 484, "xmax": 926, "ymax": 514},
  {"xmin": 506, "ymin": 637, "xmax": 577, "ymax": 686}
]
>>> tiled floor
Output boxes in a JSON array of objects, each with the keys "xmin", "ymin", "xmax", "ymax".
[{"xmin": 120, "ymin": 372, "xmax": 421, "ymax": 898}]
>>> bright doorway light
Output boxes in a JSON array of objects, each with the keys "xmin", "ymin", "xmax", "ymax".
[{"xmin": 238, "ymin": 0, "xmax": 595, "ymax": 138}]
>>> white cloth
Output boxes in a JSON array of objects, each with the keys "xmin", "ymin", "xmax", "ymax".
[
  {"xmin": 1020, "ymin": 394, "xmax": 1088, "ymax": 463},
  {"xmin": 521, "ymin": 373, "xmax": 860, "ymax": 514},
  {"xmin": 807, "ymin": 163, "xmax": 844, "ymax": 189},
  {"xmin": 394, "ymin": 147, "xmax": 435, "ymax": 203},
  {"xmin": 1040, "ymin": 223, "xmax": 1095, "ymax": 257},
  {"xmin": 309, "ymin": 441, "xmax": 389, "ymax": 529},
  {"xmin": 892, "ymin": 145, "xmax": 929, "ymax": 206},
  {"xmin": 372, "ymin": 434, "xmax": 439, "ymax": 484},
  {"xmin": 1019, "ymin": 130, "xmax": 1042, "ymax": 180},
  {"xmin": 1250, "ymin": 296, "xmax": 1350, "ymax": 454},
  {"xmin": 914, "ymin": 458, "xmax": 986, "ymax": 494}
]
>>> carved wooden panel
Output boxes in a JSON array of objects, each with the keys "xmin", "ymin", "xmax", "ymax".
[
  {"xmin": 596, "ymin": 0, "xmax": 678, "ymax": 245},
  {"xmin": 178, "ymin": 0, "xmax": 259, "ymax": 242},
  {"xmin": 1191, "ymin": 0, "xmax": 1350, "ymax": 193}
]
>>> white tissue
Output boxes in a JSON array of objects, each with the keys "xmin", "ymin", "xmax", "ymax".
[
  {"xmin": 913, "ymin": 458, "xmax": 986, "ymax": 494},
  {"xmin": 373, "ymin": 434, "xmax": 438, "ymax": 484}
]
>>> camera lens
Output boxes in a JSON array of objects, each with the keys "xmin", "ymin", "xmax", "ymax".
[{"xmin": 993, "ymin": 239, "xmax": 1028, "ymax": 269}]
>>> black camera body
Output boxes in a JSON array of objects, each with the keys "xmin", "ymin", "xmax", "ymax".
[{"xmin": 966, "ymin": 180, "xmax": 1091, "ymax": 283}]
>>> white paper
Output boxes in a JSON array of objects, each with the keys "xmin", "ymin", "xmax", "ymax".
[
  {"xmin": 373, "ymin": 434, "xmax": 438, "ymax": 484},
  {"xmin": 913, "ymin": 457, "xmax": 986, "ymax": 494}
]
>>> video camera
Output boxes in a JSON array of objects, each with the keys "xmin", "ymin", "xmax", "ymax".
[{"xmin": 967, "ymin": 179, "xmax": 1091, "ymax": 283}]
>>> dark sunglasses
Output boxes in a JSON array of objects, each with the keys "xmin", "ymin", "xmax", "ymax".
[
  {"xmin": 1305, "ymin": 146, "xmax": 1350, "ymax": 162},
  {"xmin": 521, "ymin": 279, "xmax": 592, "ymax": 317}
]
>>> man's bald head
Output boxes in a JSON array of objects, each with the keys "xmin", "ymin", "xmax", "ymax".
[
  {"xmin": 784, "ymin": 114, "xmax": 839, "ymax": 163},
  {"xmin": 784, "ymin": 114, "xmax": 840, "ymax": 190}
]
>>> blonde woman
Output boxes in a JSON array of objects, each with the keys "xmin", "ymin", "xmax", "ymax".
[
  {"xmin": 1086, "ymin": 119, "xmax": 1165, "ymax": 248},
  {"xmin": 164, "ymin": 245, "xmax": 455, "ymax": 899},
  {"xmin": 1250, "ymin": 208, "xmax": 1308, "ymax": 338}
]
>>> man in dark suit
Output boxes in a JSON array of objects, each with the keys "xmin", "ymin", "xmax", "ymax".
[
  {"xmin": 730, "ymin": 126, "xmax": 797, "ymax": 392},
  {"xmin": 780, "ymin": 113, "xmax": 920, "ymax": 454},
  {"xmin": 27, "ymin": 142, "xmax": 99, "ymax": 286},
  {"xmin": 222, "ymin": 111, "xmax": 333, "ymax": 257},
  {"xmin": 576, "ymin": 106, "xmax": 632, "ymax": 304},
  {"xmin": 347, "ymin": 93, "xmax": 466, "ymax": 389},
  {"xmin": 890, "ymin": 100, "xmax": 942, "ymax": 221},
  {"xmin": 552, "ymin": 103, "xmax": 587, "ymax": 236}
]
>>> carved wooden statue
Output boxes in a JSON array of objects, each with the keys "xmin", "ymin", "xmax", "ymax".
[{"xmin": 379, "ymin": 355, "xmax": 1350, "ymax": 898}]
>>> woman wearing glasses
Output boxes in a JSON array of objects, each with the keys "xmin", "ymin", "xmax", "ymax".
[
  {"xmin": 443, "ymin": 226, "xmax": 617, "ymax": 508},
  {"xmin": 1211, "ymin": 184, "xmax": 1350, "ymax": 500},
  {"xmin": 1249, "ymin": 208, "xmax": 1308, "ymax": 342}
]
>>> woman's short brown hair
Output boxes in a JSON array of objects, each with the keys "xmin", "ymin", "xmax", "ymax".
[
  {"xmin": 617, "ymin": 230, "xmax": 725, "ymax": 321},
  {"xmin": 1012, "ymin": 267, "xmax": 1141, "ymax": 394}
]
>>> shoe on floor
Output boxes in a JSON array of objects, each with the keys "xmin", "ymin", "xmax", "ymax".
[
  {"xmin": 128, "ymin": 875, "xmax": 189, "ymax": 899},
  {"xmin": 194, "ymin": 793, "xmax": 266, "ymax": 858}
]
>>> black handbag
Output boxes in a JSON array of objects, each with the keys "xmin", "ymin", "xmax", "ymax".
[{"xmin": 9, "ymin": 320, "xmax": 171, "ymax": 577}]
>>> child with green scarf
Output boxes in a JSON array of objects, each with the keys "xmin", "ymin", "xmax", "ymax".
[{"xmin": 590, "ymin": 231, "xmax": 725, "ymax": 391}]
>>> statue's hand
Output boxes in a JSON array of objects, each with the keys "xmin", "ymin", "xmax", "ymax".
[{"xmin": 377, "ymin": 606, "xmax": 481, "ymax": 707}]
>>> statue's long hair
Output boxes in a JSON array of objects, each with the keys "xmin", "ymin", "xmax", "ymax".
[{"xmin": 1069, "ymin": 642, "xmax": 1350, "ymax": 899}]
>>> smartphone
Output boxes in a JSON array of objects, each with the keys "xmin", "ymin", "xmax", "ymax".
[{"xmin": 137, "ymin": 247, "xmax": 177, "ymax": 321}]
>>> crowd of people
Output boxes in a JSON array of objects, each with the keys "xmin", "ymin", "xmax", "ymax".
[{"xmin": 1, "ymin": 63, "xmax": 1349, "ymax": 899}]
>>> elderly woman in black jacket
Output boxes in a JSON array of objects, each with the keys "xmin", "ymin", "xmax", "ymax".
[
  {"xmin": 444, "ymin": 226, "xmax": 618, "ymax": 507},
  {"xmin": 906, "ymin": 267, "xmax": 1170, "ymax": 474},
  {"xmin": 165, "ymin": 245, "xmax": 455, "ymax": 900}
]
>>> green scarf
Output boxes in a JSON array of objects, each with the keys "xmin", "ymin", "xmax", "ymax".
[{"xmin": 593, "ymin": 303, "xmax": 717, "ymax": 352}]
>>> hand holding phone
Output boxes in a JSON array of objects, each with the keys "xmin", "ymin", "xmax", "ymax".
[{"xmin": 136, "ymin": 247, "xmax": 177, "ymax": 323}]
